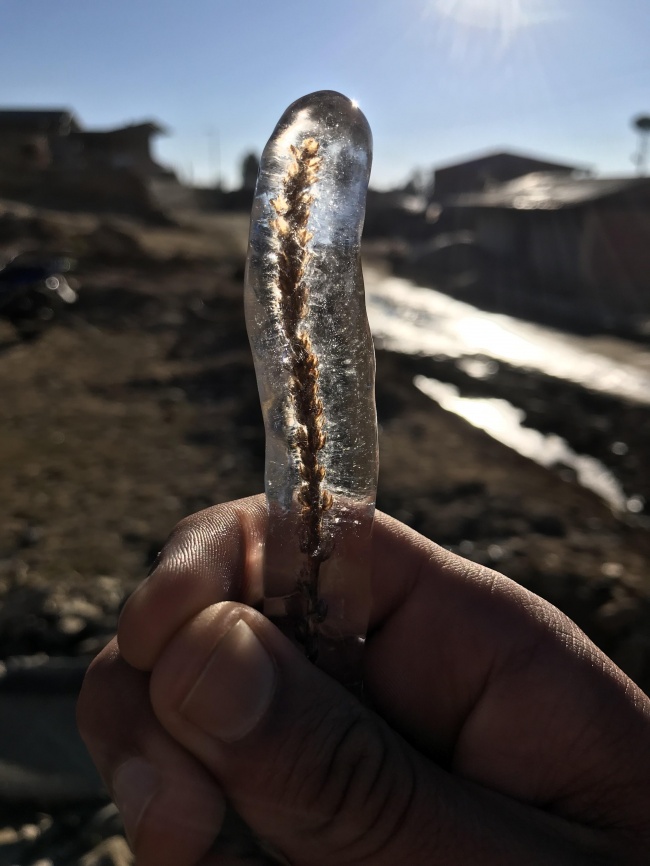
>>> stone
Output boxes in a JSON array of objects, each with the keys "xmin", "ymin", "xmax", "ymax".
[{"xmin": 79, "ymin": 836, "xmax": 133, "ymax": 866}]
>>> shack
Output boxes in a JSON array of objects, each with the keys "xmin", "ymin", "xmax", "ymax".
[
  {"xmin": 432, "ymin": 149, "xmax": 587, "ymax": 202},
  {"xmin": 0, "ymin": 108, "xmax": 189, "ymax": 215},
  {"xmin": 0, "ymin": 109, "xmax": 81, "ymax": 172},
  {"xmin": 445, "ymin": 172, "xmax": 650, "ymax": 328}
]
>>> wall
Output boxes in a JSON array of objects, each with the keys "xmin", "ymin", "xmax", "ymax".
[
  {"xmin": 584, "ymin": 206, "xmax": 650, "ymax": 314},
  {"xmin": 0, "ymin": 167, "xmax": 157, "ymax": 216}
]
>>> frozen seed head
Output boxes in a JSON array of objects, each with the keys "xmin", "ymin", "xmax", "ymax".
[{"xmin": 269, "ymin": 135, "xmax": 332, "ymax": 659}]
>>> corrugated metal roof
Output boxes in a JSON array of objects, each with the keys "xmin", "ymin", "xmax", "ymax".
[{"xmin": 449, "ymin": 172, "xmax": 650, "ymax": 210}]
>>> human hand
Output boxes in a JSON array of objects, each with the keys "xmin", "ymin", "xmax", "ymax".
[{"xmin": 77, "ymin": 495, "xmax": 650, "ymax": 865}]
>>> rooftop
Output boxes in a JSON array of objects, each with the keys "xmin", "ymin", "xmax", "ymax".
[
  {"xmin": 434, "ymin": 148, "xmax": 588, "ymax": 175},
  {"xmin": 449, "ymin": 172, "xmax": 650, "ymax": 210},
  {"xmin": 0, "ymin": 110, "xmax": 167, "ymax": 138},
  {"xmin": 0, "ymin": 109, "xmax": 80, "ymax": 135}
]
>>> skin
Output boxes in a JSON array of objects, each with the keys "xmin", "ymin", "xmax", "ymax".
[{"xmin": 77, "ymin": 495, "xmax": 650, "ymax": 865}]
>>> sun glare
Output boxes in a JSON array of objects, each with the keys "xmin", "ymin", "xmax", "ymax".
[{"xmin": 431, "ymin": 0, "xmax": 557, "ymax": 38}]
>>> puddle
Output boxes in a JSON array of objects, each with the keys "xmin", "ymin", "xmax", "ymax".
[
  {"xmin": 414, "ymin": 375, "xmax": 631, "ymax": 512},
  {"xmin": 365, "ymin": 267, "xmax": 650, "ymax": 405}
]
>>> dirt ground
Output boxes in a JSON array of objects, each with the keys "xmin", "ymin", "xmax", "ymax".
[{"xmin": 1, "ymin": 203, "xmax": 650, "ymax": 863}]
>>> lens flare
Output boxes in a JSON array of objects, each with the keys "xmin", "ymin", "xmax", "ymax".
[{"xmin": 431, "ymin": 0, "xmax": 558, "ymax": 38}]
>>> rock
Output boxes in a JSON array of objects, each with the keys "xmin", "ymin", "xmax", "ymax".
[
  {"xmin": 79, "ymin": 836, "xmax": 133, "ymax": 866},
  {"xmin": 0, "ymin": 819, "xmax": 52, "ymax": 866},
  {"xmin": 0, "ymin": 826, "xmax": 19, "ymax": 845},
  {"xmin": 44, "ymin": 596, "xmax": 104, "ymax": 625},
  {"xmin": 530, "ymin": 514, "xmax": 566, "ymax": 537},
  {"xmin": 19, "ymin": 824, "xmax": 39, "ymax": 842}
]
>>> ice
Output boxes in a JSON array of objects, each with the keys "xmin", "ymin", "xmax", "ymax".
[{"xmin": 244, "ymin": 91, "xmax": 377, "ymax": 687}]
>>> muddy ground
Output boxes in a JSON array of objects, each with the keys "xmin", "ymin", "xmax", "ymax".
[{"xmin": 1, "ymin": 203, "xmax": 649, "ymax": 863}]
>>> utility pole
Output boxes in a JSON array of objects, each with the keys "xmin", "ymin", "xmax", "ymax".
[
  {"xmin": 206, "ymin": 126, "xmax": 222, "ymax": 190},
  {"xmin": 632, "ymin": 114, "xmax": 650, "ymax": 176}
]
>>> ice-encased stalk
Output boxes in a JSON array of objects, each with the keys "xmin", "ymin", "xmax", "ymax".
[{"xmin": 244, "ymin": 90, "xmax": 377, "ymax": 687}]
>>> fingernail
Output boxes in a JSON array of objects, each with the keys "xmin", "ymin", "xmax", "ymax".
[
  {"xmin": 112, "ymin": 756, "xmax": 160, "ymax": 848},
  {"xmin": 180, "ymin": 618, "xmax": 276, "ymax": 742}
]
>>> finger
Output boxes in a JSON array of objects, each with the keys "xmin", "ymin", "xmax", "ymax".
[
  {"xmin": 77, "ymin": 639, "xmax": 225, "ymax": 866},
  {"xmin": 118, "ymin": 496, "xmax": 426, "ymax": 673},
  {"xmin": 119, "ymin": 496, "xmax": 269, "ymax": 670},
  {"xmin": 148, "ymin": 601, "xmax": 610, "ymax": 866}
]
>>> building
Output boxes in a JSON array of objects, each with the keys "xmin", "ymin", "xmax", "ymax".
[
  {"xmin": 0, "ymin": 109, "xmax": 81, "ymax": 172},
  {"xmin": 0, "ymin": 108, "xmax": 189, "ymax": 215},
  {"xmin": 432, "ymin": 149, "xmax": 588, "ymax": 203},
  {"xmin": 444, "ymin": 171, "xmax": 650, "ymax": 328}
]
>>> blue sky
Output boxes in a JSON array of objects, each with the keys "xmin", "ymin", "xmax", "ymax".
[{"xmin": 2, "ymin": 0, "xmax": 649, "ymax": 188}]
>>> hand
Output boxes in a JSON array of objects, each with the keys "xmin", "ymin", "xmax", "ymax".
[{"xmin": 77, "ymin": 495, "xmax": 650, "ymax": 865}]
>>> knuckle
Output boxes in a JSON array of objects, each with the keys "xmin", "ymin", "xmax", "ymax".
[
  {"xmin": 263, "ymin": 701, "xmax": 420, "ymax": 862},
  {"xmin": 77, "ymin": 641, "xmax": 118, "ymax": 733},
  {"xmin": 76, "ymin": 643, "xmax": 126, "ymax": 776},
  {"xmin": 77, "ymin": 645, "xmax": 154, "ymax": 780},
  {"xmin": 157, "ymin": 503, "xmax": 237, "ymax": 575}
]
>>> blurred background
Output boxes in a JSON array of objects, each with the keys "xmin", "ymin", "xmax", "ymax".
[{"xmin": 1, "ymin": 1, "xmax": 650, "ymax": 862}]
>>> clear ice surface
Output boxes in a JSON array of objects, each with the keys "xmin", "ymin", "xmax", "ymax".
[{"xmin": 244, "ymin": 91, "xmax": 377, "ymax": 686}]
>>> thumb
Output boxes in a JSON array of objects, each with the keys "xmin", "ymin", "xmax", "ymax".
[{"xmin": 147, "ymin": 602, "xmax": 606, "ymax": 866}]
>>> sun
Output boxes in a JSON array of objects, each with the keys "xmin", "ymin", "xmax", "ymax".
[{"xmin": 430, "ymin": 0, "xmax": 557, "ymax": 37}]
